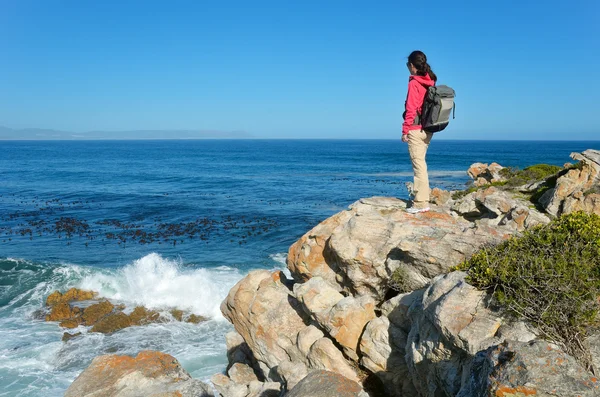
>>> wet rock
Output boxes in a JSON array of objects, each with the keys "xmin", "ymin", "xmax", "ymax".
[
  {"xmin": 62, "ymin": 332, "xmax": 82, "ymax": 342},
  {"xmin": 285, "ymin": 370, "xmax": 368, "ymax": 397},
  {"xmin": 82, "ymin": 300, "xmax": 115, "ymax": 325},
  {"xmin": 46, "ymin": 288, "xmax": 97, "ymax": 306},
  {"xmin": 46, "ymin": 302, "xmax": 74, "ymax": 322},
  {"xmin": 170, "ymin": 308, "xmax": 184, "ymax": 321},
  {"xmin": 186, "ymin": 313, "xmax": 207, "ymax": 324},
  {"xmin": 59, "ymin": 318, "xmax": 82, "ymax": 329},
  {"xmin": 90, "ymin": 312, "xmax": 132, "ymax": 334},
  {"xmin": 128, "ymin": 306, "xmax": 160, "ymax": 326},
  {"xmin": 65, "ymin": 350, "xmax": 214, "ymax": 397}
]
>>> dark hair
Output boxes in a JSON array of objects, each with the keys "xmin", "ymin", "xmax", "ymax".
[{"xmin": 408, "ymin": 50, "xmax": 437, "ymax": 82}]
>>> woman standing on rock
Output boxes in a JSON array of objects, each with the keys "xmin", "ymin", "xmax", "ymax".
[{"xmin": 402, "ymin": 50, "xmax": 437, "ymax": 214}]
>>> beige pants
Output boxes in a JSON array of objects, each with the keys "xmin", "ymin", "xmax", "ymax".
[{"xmin": 408, "ymin": 129, "xmax": 433, "ymax": 206}]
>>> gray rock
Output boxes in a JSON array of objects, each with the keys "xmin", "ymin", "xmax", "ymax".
[
  {"xmin": 458, "ymin": 340, "xmax": 600, "ymax": 397},
  {"xmin": 285, "ymin": 370, "xmax": 368, "ymax": 397},
  {"xmin": 227, "ymin": 362, "xmax": 258, "ymax": 385},
  {"xmin": 288, "ymin": 196, "xmax": 511, "ymax": 302}
]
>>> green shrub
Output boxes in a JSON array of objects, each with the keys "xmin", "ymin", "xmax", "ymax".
[
  {"xmin": 456, "ymin": 211, "xmax": 600, "ymax": 370},
  {"xmin": 389, "ymin": 266, "xmax": 411, "ymax": 293},
  {"xmin": 503, "ymin": 164, "xmax": 562, "ymax": 188},
  {"xmin": 453, "ymin": 164, "xmax": 562, "ymax": 202}
]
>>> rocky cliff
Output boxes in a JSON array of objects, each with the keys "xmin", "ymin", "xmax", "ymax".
[{"xmin": 65, "ymin": 150, "xmax": 600, "ymax": 397}]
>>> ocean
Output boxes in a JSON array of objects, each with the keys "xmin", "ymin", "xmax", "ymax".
[{"xmin": 0, "ymin": 139, "xmax": 597, "ymax": 396}]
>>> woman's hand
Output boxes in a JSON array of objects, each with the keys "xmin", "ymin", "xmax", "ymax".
[{"xmin": 401, "ymin": 134, "xmax": 409, "ymax": 143}]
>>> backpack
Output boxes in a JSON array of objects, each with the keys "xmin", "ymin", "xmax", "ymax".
[{"xmin": 420, "ymin": 85, "xmax": 455, "ymax": 133}]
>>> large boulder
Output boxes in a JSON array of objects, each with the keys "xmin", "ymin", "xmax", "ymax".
[
  {"xmin": 220, "ymin": 270, "xmax": 360, "ymax": 385},
  {"xmin": 65, "ymin": 351, "xmax": 213, "ymax": 397},
  {"xmin": 294, "ymin": 277, "xmax": 376, "ymax": 361},
  {"xmin": 288, "ymin": 197, "xmax": 513, "ymax": 302},
  {"xmin": 467, "ymin": 162, "xmax": 506, "ymax": 186},
  {"xmin": 285, "ymin": 370, "xmax": 368, "ymax": 397},
  {"xmin": 458, "ymin": 340, "xmax": 600, "ymax": 397},
  {"xmin": 358, "ymin": 272, "xmax": 538, "ymax": 397},
  {"xmin": 541, "ymin": 150, "xmax": 600, "ymax": 216}
]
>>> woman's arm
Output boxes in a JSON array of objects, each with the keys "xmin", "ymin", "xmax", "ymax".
[{"xmin": 402, "ymin": 79, "xmax": 420, "ymax": 135}]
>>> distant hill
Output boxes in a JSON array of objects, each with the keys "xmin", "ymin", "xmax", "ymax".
[{"xmin": 0, "ymin": 126, "xmax": 253, "ymax": 140}]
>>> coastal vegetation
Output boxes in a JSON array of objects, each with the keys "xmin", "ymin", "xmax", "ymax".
[
  {"xmin": 456, "ymin": 211, "xmax": 600, "ymax": 370},
  {"xmin": 451, "ymin": 163, "xmax": 563, "ymax": 201}
]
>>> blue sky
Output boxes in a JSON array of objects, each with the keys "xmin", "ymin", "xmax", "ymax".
[{"xmin": 1, "ymin": 0, "xmax": 598, "ymax": 139}]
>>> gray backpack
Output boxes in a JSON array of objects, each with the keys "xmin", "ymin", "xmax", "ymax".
[{"xmin": 421, "ymin": 85, "xmax": 455, "ymax": 133}]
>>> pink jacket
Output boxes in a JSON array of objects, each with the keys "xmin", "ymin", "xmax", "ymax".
[{"xmin": 402, "ymin": 74, "xmax": 435, "ymax": 135}]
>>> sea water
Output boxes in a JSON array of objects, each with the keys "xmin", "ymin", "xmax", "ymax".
[{"xmin": 0, "ymin": 139, "xmax": 597, "ymax": 396}]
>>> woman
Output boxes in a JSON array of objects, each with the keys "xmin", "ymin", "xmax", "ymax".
[{"xmin": 401, "ymin": 50, "xmax": 437, "ymax": 214}]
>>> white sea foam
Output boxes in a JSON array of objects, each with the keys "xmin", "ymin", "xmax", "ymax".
[
  {"xmin": 269, "ymin": 252, "xmax": 291, "ymax": 278},
  {"xmin": 77, "ymin": 253, "xmax": 241, "ymax": 320},
  {"xmin": 0, "ymin": 254, "xmax": 246, "ymax": 396}
]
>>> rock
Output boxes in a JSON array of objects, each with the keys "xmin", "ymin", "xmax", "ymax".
[
  {"xmin": 65, "ymin": 350, "xmax": 214, "ymax": 397},
  {"xmin": 211, "ymin": 373, "xmax": 248, "ymax": 397},
  {"xmin": 128, "ymin": 306, "xmax": 161, "ymax": 326},
  {"xmin": 294, "ymin": 277, "xmax": 376, "ymax": 360},
  {"xmin": 402, "ymin": 272, "xmax": 539, "ymax": 397},
  {"xmin": 287, "ymin": 209, "xmax": 353, "ymax": 289},
  {"xmin": 246, "ymin": 380, "xmax": 281, "ymax": 397},
  {"xmin": 467, "ymin": 162, "xmax": 505, "ymax": 185},
  {"xmin": 228, "ymin": 362, "xmax": 258, "ymax": 384},
  {"xmin": 541, "ymin": 150, "xmax": 600, "ymax": 216},
  {"xmin": 285, "ymin": 370, "xmax": 368, "ymax": 397},
  {"xmin": 59, "ymin": 318, "xmax": 82, "ymax": 328},
  {"xmin": 62, "ymin": 332, "xmax": 82, "ymax": 342},
  {"xmin": 380, "ymin": 289, "xmax": 424, "ymax": 332},
  {"xmin": 359, "ymin": 316, "xmax": 416, "ymax": 396},
  {"xmin": 288, "ymin": 197, "xmax": 511, "ymax": 302},
  {"xmin": 473, "ymin": 186, "xmax": 518, "ymax": 217},
  {"xmin": 46, "ymin": 288, "xmax": 96, "ymax": 306},
  {"xmin": 293, "ymin": 277, "xmax": 344, "ymax": 315},
  {"xmin": 430, "ymin": 187, "xmax": 452, "ymax": 206},
  {"xmin": 451, "ymin": 192, "xmax": 482, "ymax": 217},
  {"xmin": 458, "ymin": 340, "xmax": 600, "ymax": 397},
  {"xmin": 467, "ymin": 163, "xmax": 488, "ymax": 180},
  {"xmin": 499, "ymin": 205, "xmax": 550, "ymax": 231},
  {"xmin": 226, "ymin": 331, "xmax": 255, "ymax": 368},
  {"xmin": 46, "ymin": 302, "xmax": 74, "ymax": 322},
  {"xmin": 306, "ymin": 338, "xmax": 360, "ymax": 383},
  {"xmin": 221, "ymin": 270, "xmax": 308, "ymax": 376},
  {"xmin": 186, "ymin": 313, "xmax": 207, "ymax": 324},
  {"xmin": 275, "ymin": 360, "xmax": 308, "ymax": 390},
  {"xmin": 296, "ymin": 325, "xmax": 324, "ymax": 356},
  {"xmin": 318, "ymin": 295, "xmax": 376, "ymax": 361},
  {"xmin": 90, "ymin": 312, "xmax": 132, "ymax": 334},
  {"xmin": 221, "ymin": 270, "xmax": 360, "ymax": 384},
  {"xmin": 82, "ymin": 300, "xmax": 115, "ymax": 325}
]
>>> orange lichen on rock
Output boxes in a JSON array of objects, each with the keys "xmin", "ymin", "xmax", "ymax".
[
  {"xmin": 82, "ymin": 300, "xmax": 115, "ymax": 325},
  {"xmin": 45, "ymin": 288, "xmax": 96, "ymax": 307},
  {"xmin": 45, "ymin": 302, "xmax": 73, "ymax": 322},
  {"xmin": 495, "ymin": 385, "xmax": 538, "ymax": 396}
]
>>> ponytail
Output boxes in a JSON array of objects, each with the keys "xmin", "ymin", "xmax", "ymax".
[{"xmin": 408, "ymin": 50, "xmax": 437, "ymax": 82}]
